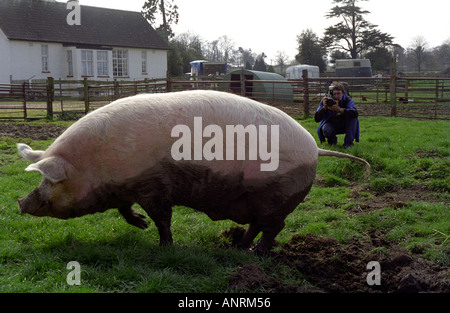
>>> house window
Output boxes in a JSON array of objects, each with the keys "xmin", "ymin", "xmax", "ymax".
[
  {"xmin": 97, "ymin": 51, "xmax": 108, "ymax": 76},
  {"xmin": 81, "ymin": 50, "xmax": 93, "ymax": 76},
  {"xmin": 113, "ymin": 49, "xmax": 128, "ymax": 77},
  {"xmin": 141, "ymin": 50, "xmax": 147, "ymax": 74},
  {"xmin": 41, "ymin": 45, "xmax": 49, "ymax": 72},
  {"xmin": 67, "ymin": 50, "xmax": 73, "ymax": 77}
]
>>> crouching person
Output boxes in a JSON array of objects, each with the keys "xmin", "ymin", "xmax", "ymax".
[{"xmin": 315, "ymin": 82, "xmax": 360, "ymax": 148}]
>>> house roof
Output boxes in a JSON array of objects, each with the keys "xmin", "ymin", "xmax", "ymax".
[{"xmin": 0, "ymin": 0, "xmax": 170, "ymax": 50}]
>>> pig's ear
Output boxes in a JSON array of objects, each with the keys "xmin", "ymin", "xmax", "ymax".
[
  {"xmin": 25, "ymin": 156, "xmax": 68, "ymax": 183},
  {"xmin": 17, "ymin": 143, "xmax": 45, "ymax": 162}
]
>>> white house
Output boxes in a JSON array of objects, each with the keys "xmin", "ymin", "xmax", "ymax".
[{"xmin": 0, "ymin": 0, "xmax": 170, "ymax": 84}]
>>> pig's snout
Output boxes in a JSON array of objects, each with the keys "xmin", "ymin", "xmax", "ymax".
[
  {"xmin": 17, "ymin": 196, "xmax": 38, "ymax": 215},
  {"xmin": 17, "ymin": 197, "xmax": 26, "ymax": 213},
  {"xmin": 17, "ymin": 188, "xmax": 51, "ymax": 217}
]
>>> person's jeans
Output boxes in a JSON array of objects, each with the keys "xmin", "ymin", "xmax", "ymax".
[{"xmin": 322, "ymin": 117, "xmax": 358, "ymax": 147}]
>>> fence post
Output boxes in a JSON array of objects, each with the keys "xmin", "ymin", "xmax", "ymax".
[
  {"xmin": 435, "ymin": 79, "xmax": 439, "ymax": 119},
  {"xmin": 390, "ymin": 55, "xmax": 397, "ymax": 117},
  {"xmin": 166, "ymin": 71, "xmax": 172, "ymax": 92},
  {"xmin": 46, "ymin": 76, "xmax": 54, "ymax": 119},
  {"xmin": 83, "ymin": 77, "xmax": 89, "ymax": 114},
  {"xmin": 302, "ymin": 69, "xmax": 310, "ymax": 117},
  {"xmin": 144, "ymin": 78, "xmax": 149, "ymax": 93},
  {"xmin": 59, "ymin": 78, "xmax": 64, "ymax": 114},
  {"xmin": 191, "ymin": 74, "xmax": 198, "ymax": 90},
  {"xmin": 404, "ymin": 79, "xmax": 409, "ymax": 101},
  {"xmin": 22, "ymin": 82, "xmax": 27, "ymax": 120},
  {"xmin": 114, "ymin": 79, "xmax": 119, "ymax": 99},
  {"xmin": 390, "ymin": 75, "xmax": 397, "ymax": 117}
]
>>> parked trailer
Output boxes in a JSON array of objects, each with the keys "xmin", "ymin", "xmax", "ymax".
[
  {"xmin": 223, "ymin": 69, "xmax": 293, "ymax": 104},
  {"xmin": 335, "ymin": 59, "xmax": 372, "ymax": 78},
  {"xmin": 286, "ymin": 65, "xmax": 320, "ymax": 79}
]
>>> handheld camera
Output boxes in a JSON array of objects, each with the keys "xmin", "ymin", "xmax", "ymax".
[{"xmin": 325, "ymin": 86, "xmax": 338, "ymax": 107}]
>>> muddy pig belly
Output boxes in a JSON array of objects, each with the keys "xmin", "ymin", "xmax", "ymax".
[{"xmin": 158, "ymin": 161, "xmax": 317, "ymax": 224}]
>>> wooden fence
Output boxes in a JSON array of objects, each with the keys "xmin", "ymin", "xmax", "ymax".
[
  {"xmin": 1, "ymin": 75, "xmax": 449, "ymax": 120},
  {"xmin": 300, "ymin": 76, "xmax": 450, "ymax": 119},
  {"xmin": 0, "ymin": 82, "xmax": 49, "ymax": 120}
]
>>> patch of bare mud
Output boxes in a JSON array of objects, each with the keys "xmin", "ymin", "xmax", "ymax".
[
  {"xmin": 0, "ymin": 123, "xmax": 66, "ymax": 140},
  {"xmin": 221, "ymin": 228, "xmax": 450, "ymax": 293}
]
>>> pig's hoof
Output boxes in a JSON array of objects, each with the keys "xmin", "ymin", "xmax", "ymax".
[
  {"xmin": 159, "ymin": 237, "xmax": 173, "ymax": 246},
  {"xmin": 250, "ymin": 245, "xmax": 267, "ymax": 257},
  {"xmin": 119, "ymin": 208, "xmax": 149, "ymax": 229},
  {"xmin": 250, "ymin": 239, "xmax": 275, "ymax": 257},
  {"xmin": 131, "ymin": 214, "xmax": 149, "ymax": 229}
]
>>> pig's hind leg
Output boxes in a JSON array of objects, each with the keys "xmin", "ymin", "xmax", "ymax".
[
  {"xmin": 238, "ymin": 219, "xmax": 285, "ymax": 255},
  {"xmin": 254, "ymin": 219, "xmax": 286, "ymax": 255},
  {"xmin": 118, "ymin": 206, "xmax": 148, "ymax": 229},
  {"xmin": 237, "ymin": 223, "xmax": 261, "ymax": 249}
]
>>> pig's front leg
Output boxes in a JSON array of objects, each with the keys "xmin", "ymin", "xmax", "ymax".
[
  {"xmin": 118, "ymin": 206, "xmax": 148, "ymax": 229},
  {"xmin": 135, "ymin": 191, "xmax": 173, "ymax": 245},
  {"xmin": 150, "ymin": 211, "xmax": 173, "ymax": 246},
  {"xmin": 144, "ymin": 205, "xmax": 173, "ymax": 246}
]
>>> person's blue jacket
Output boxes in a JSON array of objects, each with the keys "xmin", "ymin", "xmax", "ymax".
[{"xmin": 316, "ymin": 93, "xmax": 360, "ymax": 143}]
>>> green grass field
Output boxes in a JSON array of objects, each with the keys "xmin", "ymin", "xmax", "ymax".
[{"xmin": 0, "ymin": 116, "xmax": 448, "ymax": 292}]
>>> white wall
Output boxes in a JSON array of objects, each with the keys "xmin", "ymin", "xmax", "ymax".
[
  {"xmin": 0, "ymin": 29, "xmax": 11, "ymax": 84},
  {"xmin": 127, "ymin": 48, "xmax": 167, "ymax": 80},
  {"xmin": 74, "ymin": 47, "xmax": 167, "ymax": 81},
  {"xmin": 1, "ymin": 38, "xmax": 168, "ymax": 83},
  {"xmin": 8, "ymin": 41, "xmax": 65, "ymax": 82}
]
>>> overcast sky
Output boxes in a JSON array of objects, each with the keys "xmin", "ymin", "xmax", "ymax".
[{"xmin": 75, "ymin": 0, "xmax": 449, "ymax": 62}]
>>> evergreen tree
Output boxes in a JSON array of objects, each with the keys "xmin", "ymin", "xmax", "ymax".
[
  {"xmin": 142, "ymin": 0, "xmax": 179, "ymax": 40},
  {"xmin": 295, "ymin": 29, "xmax": 327, "ymax": 72},
  {"xmin": 322, "ymin": 0, "xmax": 393, "ymax": 59}
]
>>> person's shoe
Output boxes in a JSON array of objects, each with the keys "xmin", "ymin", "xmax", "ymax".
[
  {"xmin": 327, "ymin": 139, "xmax": 337, "ymax": 146},
  {"xmin": 343, "ymin": 143, "xmax": 354, "ymax": 149}
]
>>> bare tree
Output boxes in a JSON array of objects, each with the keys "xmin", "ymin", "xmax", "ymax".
[
  {"xmin": 436, "ymin": 38, "xmax": 450, "ymax": 72},
  {"xmin": 218, "ymin": 35, "xmax": 235, "ymax": 64},
  {"xmin": 409, "ymin": 36, "xmax": 428, "ymax": 73},
  {"xmin": 206, "ymin": 40, "xmax": 220, "ymax": 61},
  {"xmin": 274, "ymin": 50, "xmax": 289, "ymax": 72}
]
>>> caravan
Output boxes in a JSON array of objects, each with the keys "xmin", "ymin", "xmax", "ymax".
[
  {"xmin": 335, "ymin": 59, "xmax": 372, "ymax": 77},
  {"xmin": 286, "ymin": 65, "xmax": 320, "ymax": 79}
]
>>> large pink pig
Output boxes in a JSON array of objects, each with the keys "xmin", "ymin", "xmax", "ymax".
[{"xmin": 17, "ymin": 90, "xmax": 369, "ymax": 253}]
